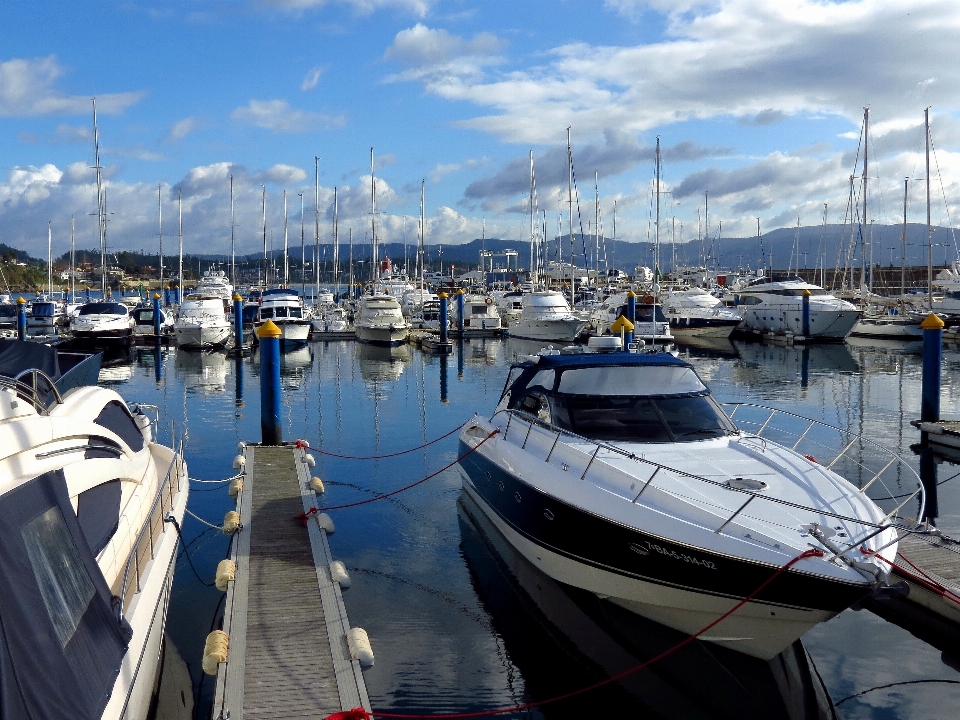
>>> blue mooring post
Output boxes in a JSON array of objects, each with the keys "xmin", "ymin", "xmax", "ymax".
[
  {"xmin": 233, "ymin": 293, "xmax": 244, "ymax": 348},
  {"xmin": 440, "ymin": 353, "xmax": 449, "ymax": 403},
  {"xmin": 154, "ymin": 348, "xmax": 163, "ymax": 384},
  {"xmin": 258, "ymin": 319, "xmax": 282, "ymax": 445},
  {"xmin": 456, "ymin": 289, "xmax": 465, "ymax": 335},
  {"xmin": 164, "ymin": 285, "xmax": 171, "ymax": 307},
  {"xmin": 16, "ymin": 297, "xmax": 26, "ymax": 340},
  {"xmin": 626, "ymin": 290, "xmax": 636, "ymax": 349},
  {"xmin": 802, "ymin": 289, "xmax": 811, "ymax": 338},
  {"xmin": 439, "ymin": 292, "xmax": 449, "ymax": 343},
  {"xmin": 85, "ymin": 286, "xmax": 91, "ymax": 302},
  {"xmin": 152, "ymin": 293, "xmax": 162, "ymax": 341},
  {"xmin": 921, "ymin": 313, "xmax": 944, "ymax": 424}
]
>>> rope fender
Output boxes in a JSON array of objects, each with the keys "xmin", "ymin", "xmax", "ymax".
[{"xmin": 323, "ymin": 547, "xmax": 825, "ymax": 720}]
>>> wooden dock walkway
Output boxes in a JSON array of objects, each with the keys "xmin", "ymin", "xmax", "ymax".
[{"xmin": 212, "ymin": 444, "xmax": 370, "ymax": 720}]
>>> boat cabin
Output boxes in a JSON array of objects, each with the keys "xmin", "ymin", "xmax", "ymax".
[{"xmin": 498, "ymin": 353, "xmax": 736, "ymax": 443}]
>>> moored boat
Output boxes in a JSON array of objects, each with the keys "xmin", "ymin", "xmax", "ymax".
[
  {"xmin": 509, "ymin": 291, "xmax": 587, "ymax": 342},
  {"xmin": 457, "ymin": 351, "xmax": 916, "ymax": 659},
  {"xmin": 355, "ymin": 294, "xmax": 410, "ymax": 346},
  {"xmin": 733, "ymin": 275, "xmax": 860, "ymax": 340}
]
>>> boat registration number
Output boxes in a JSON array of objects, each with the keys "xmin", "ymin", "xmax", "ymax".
[{"xmin": 636, "ymin": 541, "xmax": 718, "ymax": 570}]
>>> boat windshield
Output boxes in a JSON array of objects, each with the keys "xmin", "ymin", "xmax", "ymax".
[
  {"xmin": 547, "ymin": 394, "xmax": 737, "ymax": 443},
  {"xmin": 78, "ymin": 303, "xmax": 126, "ymax": 316}
]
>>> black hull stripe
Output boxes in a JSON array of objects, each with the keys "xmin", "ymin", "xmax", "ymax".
[{"xmin": 459, "ymin": 443, "xmax": 866, "ymax": 614}]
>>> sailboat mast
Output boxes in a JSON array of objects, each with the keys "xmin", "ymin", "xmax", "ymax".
[
  {"xmin": 158, "ymin": 185, "xmax": 163, "ymax": 297},
  {"xmin": 529, "ymin": 150, "xmax": 536, "ymax": 287},
  {"xmin": 370, "ymin": 148, "xmax": 378, "ymax": 284},
  {"xmin": 926, "ymin": 107, "xmax": 933, "ymax": 310},
  {"xmin": 229, "ymin": 174, "xmax": 235, "ymax": 287},
  {"xmin": 595, "ymin": 171, "xmax": 599, "ymax": 282},
  {"xmin": 70, "ymin": 216, "xmax": 75, "ymax": 301},
  {"xmin": 655, "ymin": 136, "xmax": 661, "ymax": 283},
  {"xmin": 419, "ymin": 180, "xmax": 425, "ymax": 294},
  {"xmin": 348, "ymin": 227, "xmax": 354, "ymax": 296},
  {"xmin": 299, "ymin": 192, "xmax": 305, "ymax": 296},
  {"xmin": 862, "ymin": 107, "xmax": 869, "ymax": 291},
  {"xmin": 178, "ymin": 189, "xmax": 183, "ymax": 301},
  {"xmin": 47, "ymin": 222, "xmax": 52, "ymax": 296},
  {"xmin": 283, "ymin": 190, "xmax": 289, "ymax": 287},
  {"xmin": 567, "ymin": 126, "xmax": 574, "ymax": 306},
  {"xmin": 902, "ymin": 177, "xmax": 908, "ymax": 302},
  {"xmin": 314, "ymin": 157, "xmax": 320, "ymax": 296},
  {"xmin": 333, "ymin": 187, "xmax": 339, "ymax": 294},
  {"xmin": 612, "ymin": 200, "xmax": 617, "ymax": 279},
  {"xmin": 261, "ymin": 185, "xmax": 267, "ymax": 287},
  {"xmin": 92, "ymin": 98, "xmax": 107, "ymax": 297}
]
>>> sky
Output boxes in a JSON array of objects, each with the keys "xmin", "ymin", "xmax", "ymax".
[{"xmin": 2, "ymin": 0, "xmax": 960, "ymax": 265}]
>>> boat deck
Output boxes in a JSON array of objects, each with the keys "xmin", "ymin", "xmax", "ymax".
[{"xmin": 212, "ymin": 444, "xmax": 369, "ymax": 719}]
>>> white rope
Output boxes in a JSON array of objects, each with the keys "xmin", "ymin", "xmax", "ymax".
[
  {"xmin": 190, "ymin": 473, "xmax": 242, "ymax": 485},
  {"xmin": 185, "ymin": 507, "xmax": 224, "ymax": 530}
]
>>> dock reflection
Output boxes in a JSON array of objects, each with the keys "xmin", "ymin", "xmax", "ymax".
[{"xmin": 458, "ymin": 490, "xmax": 841, "ymax": 720}]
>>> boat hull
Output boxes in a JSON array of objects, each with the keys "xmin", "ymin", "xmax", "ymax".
[
  {"xmin": 738, "ymin": 307, "xmax": 860, "ymax": 340},
  {"xmin": 668, "ymin": 317, "xmax": 741, "ymax": 338},
  {"xmin": 71, "ymin": 328, "xmax": 134, "ymax": 346},
  {"xmin": 508, "ymin": 318, "xmax": 587, "ymax": 342},
  {"xmin": 849, "ymin": 317, "xmax": 923, "ymax": 339},
  {"xmin": 173, "ymin": 323, "xmax": 231, "ymax": 349},
  {"xmin": 458, "ymin": 443, "xmax": 867, "ymax": 660},
  {"xmin": 356, "ymin": 324, "xmax": 410, "ymax": 346}
]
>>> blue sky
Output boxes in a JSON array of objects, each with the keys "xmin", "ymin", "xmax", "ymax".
[{"xmin": 2, "ymin": 0, "xmax": 960, "ymax": 262}]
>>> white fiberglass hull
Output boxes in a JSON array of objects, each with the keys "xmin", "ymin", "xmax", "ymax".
[
  {"xmin": 850, "ymin": 317, "xmax": 923, "ymax": 339},
  {"xmin": 460, "ymin": 480, "xmax": 833, "ymax": 660},
  {"xmin": 739, "ymin": 306, "xmax": 860, "ymax": 339},
  {"xmin": 508, "ymin": 318, "xmax": 587, "ymax": 342},
  {"xmin": 356, "ymin": 323, "xmax": 410, "ymax": 345},
  {"xmin": 174, "ymin": 323, "xmax": 231, "ymax": 349},
  {"xmin": 102, "ymin": 445, "xmax": 188, "ymax": 720}
]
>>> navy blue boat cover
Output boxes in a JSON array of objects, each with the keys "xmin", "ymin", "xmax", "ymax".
[
  {"xmin": 0, "ymin": 471, "xmax": 127, "ymax": 719},
  {"xmin": 0, "ymin": 338, "xmax": 60, "ymax": 381}
]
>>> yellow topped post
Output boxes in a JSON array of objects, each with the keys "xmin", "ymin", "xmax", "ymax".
[
  {"xmin": 921, "ymin": 312, "xmax": 945, "ymax": 331},
  {"xmin": 257, "ymin": 319, "xmax": 282, "ymax": 339}
]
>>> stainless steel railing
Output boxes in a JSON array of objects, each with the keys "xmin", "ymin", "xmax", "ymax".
[
  {"xmin": 489, "ymin": 405, "xmax": 928, "ymax": 560},
  {"xmin": 0, "ymin": 369, "xmax": 63, "ymax": 413}
]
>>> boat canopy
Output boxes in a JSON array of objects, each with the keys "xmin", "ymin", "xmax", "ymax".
[{"xmin": 78, "ymin": 302, "xmax": 127, "ymax": 316}]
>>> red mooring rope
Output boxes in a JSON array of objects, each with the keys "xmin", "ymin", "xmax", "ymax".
[
  {"xmin": 323, "ymin": 548, "xmax": 826, "ymax": 720},
  {"xmin": 296, "ymin": 429, "xmax": 499, "ymax": 517},
  {"xmin": 297, "ymin": 423, "xmax": 464, "ymax": 460},
  {"xmin": 861, "ymin": 545, "xmax": 960, "ymax": 607}
]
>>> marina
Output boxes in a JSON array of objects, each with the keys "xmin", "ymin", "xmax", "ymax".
[{"xmin": 10, "ymin": 329, "xmax": 949, "ymax": 720}]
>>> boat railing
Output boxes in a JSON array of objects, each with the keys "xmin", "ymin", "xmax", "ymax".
[
  {"xmin": 118, "ymin": 437, "xmax": 186, "ymax": 622},
  {"xmin": 0, "ymin": 369, "xmax": 63, "ymax": 413},
  {"xmin": 492, "ymin": 406, "xmax": 927, "ymax": 559}
]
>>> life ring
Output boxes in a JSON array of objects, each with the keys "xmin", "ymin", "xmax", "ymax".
[
  {"xmin": 485, "ymin": 297, "xmax": 493, "ymax": 305},
  {"xmin": 641, "ymin": 295, "xmax": 655, "ymax": 304}
]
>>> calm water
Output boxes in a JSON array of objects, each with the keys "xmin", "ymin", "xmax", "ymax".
[{"xmin": 106, "ymin": 336, "xmax": 960, "ymax": 719}]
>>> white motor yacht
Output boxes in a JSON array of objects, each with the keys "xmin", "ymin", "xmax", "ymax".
[
  {"xmin": 508, "ymin": 291, "xmax": 587, "ymax": 342},
  {"xmin": 589, "ymin": 292, "xmax": 673, "ymax": 343},
  {"xmin": 310, "ymin": 304, "xmax": 353, "ymax": 337},
  {"xmin": 452, "ymin": 294, "xmax": 503, "ymax": 334},
  {"xmin": 27, "ymin": 296, "xmax": 63, "ymax": 337},
  {"xmin": 195, "ymin": 268, "xmax": 234, "ymax": 303},
  {"xmin": 132, "ymin": 305, "xmax": 175, "ymax": 339},
  {"xmin": 173, "ymin": 294, "xmax": 232, "ymax": 349},
  {"xmin": 0, "ymin": 338, "xmax": 188, "ymax": 720},
  {"xmin": 663, "ymin": 288, "xmax": 743, "ymax": 338},
  {"xmin": 457, "ymin": 352, "xmax": 916, "ymax": 660},
  {"xmin": 253, "ymin": 288, "xmax": 311, "ymax": 348},
  {"xmin": 401, "ymin": 287, "xmax": 439, "ymax": 316},
  {"xmin": 70, "ymin": 301, "xmax": 135, "ymax": 345},
  {"xmin": 355, "ymin": 294, "xmax": 410, "ymax": 346},
  {"xmin": 733, "ymin": 276, "xmax": 860, "ymax": 339}
]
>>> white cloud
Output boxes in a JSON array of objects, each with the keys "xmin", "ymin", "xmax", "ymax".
[
  {"xmin": 231, "ymin": 99, "xmax": 346, "ymax": 133},
  {"xmin": 301, "ymin": 67, "xmax": 324, "ymax": 91},
  {"xmin": 168, "ymin": 117, "xmax": 198, "ymax": 141},
  {"xmin": 384, "ymin": 24, "xmax": 506, "ymax": 83},
  {"xmin": 387, "ymin": 1, "xmax": 960, "ymax": 144},
  {"xmin": 0, "ymin": 56, "xmax": 143, "ymax": 117}
]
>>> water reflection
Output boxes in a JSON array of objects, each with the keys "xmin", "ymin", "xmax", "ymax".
[
  {"xmin": 458, "ymin": 491, "xmax": 840, "ymax": 719},
  {"xmin": 174, "ymin": 349, "xmax": 228, "ymax": 394},
  {"xmin": 357, "ymin": 342, "xmax": 412, "ymax": 384}
]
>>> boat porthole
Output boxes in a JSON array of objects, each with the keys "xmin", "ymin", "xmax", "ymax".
[
  {"xmin": 485, "ymin": 471, "xmax": 492, "ymax": 480},
  {"xmin": 514, "ymin": 492, "xmax": 522, "ymax": 503},
  {"xmin": 770, "ymin": 611, "xmax": 776, "ymax": 616},
  {"xmin": 543, "ymin": 509, "xmax": 555, "ymax": 520},
  {"xmin": 498, "ymin": 481, "xmax": 504, "ymax": 491}
]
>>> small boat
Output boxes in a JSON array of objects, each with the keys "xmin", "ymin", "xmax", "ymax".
[
  {"xmin": 458, "ymin": 351, "xmax": 914, "ymax": 659},
  {"xmin": 355, "ymin": 294, "xmax": 410, "ymax": 346},
  {"xmin": 733, "ymin": 276, "xmax": 860, "ymax": 340},
  {"xmin": 70, "ymin": 301, "xmax": 135, "ymax": 345},
  {"xmin": 508, "ymin": 291, "xmax": 587, "ymax": 342},
  {"xmin": 309, "ymin": 304, "xmax": 354, "ymax": 340},
  {"xmin": 849, "ymin": 309, "xmax": 923, "ymax": 339},
  {"xmin": 173, "ymin": 294, "xmax": 232, "ymax": 349},
  {"xmin": 132, "ymin": 305, "xmax": 174, "ymax": 339},
  {"xmin": 253, "ymin": 288, "xmax": 312, "ymax": 348},
  {"xmin": 451, "ymin": 294, "xmax": 503, "ymax": 335},
  {"xmin": 27, "ymin": 296, "xmax": 63, "ymax": 337},
  {"xmin": 0, "ymin": 337, "xmax": 188, "ymax": 720},
  {"xmin": 663, "ymin": 288, "xmax": 742, "ymax": 338}
]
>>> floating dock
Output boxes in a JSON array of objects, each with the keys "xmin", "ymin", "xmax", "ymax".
[{"xmin": 211, "ymin": 444, "xmax": 370, "ymax": 719}]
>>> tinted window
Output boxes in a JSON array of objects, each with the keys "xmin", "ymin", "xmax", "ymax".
[
  {"xmin": 0, "ymin": 305, "xmax": 17, "ymax": 318},
  {"xmin": 549, "ymin": 394, "xmax": 736, "ymax": 443},
  {"xmin": 21, "ymin": 506, "xmax": 96, "ymax": 648},
  {"xmin": 76, "ymin": 480, "xmax": 122, "ymax": 556},
  {"xmin": 94, "ymin": 401, "xmax": 144, "ymax": 452},
  {"xmin": 260, "ymin": 308, "xmax": 274, "ymax": 319},
  {"xmin": 78, "ymin": 303, "xmax": 126, "ymax": 316},
  {"xmin": 31, "ymin": 303, "xmax": 56, "ymax": 318},
  {"xmin": 289, "ymin": 307, "xmax": 302, "ymax": 318}
]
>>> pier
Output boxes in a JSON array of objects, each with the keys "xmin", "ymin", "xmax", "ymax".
[{"xmin": 211, "ymin": 443, "xmax": 370, "ymax": 719}]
